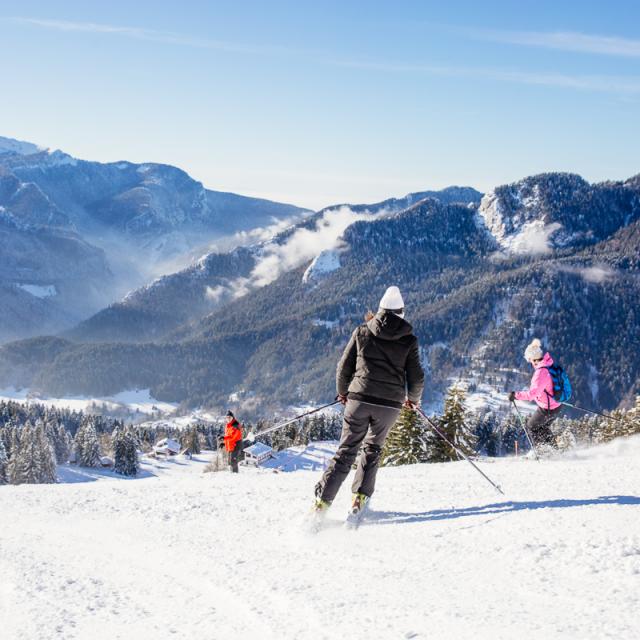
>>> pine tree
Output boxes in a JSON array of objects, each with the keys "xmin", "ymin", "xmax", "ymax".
[
  {"xmin": 54, "ymin": 423, "xmax": 71, "ymax": 464},
  {"xmin": 186, "ymin": 427, "xmax": 201, "ymax": 454},
  {"xmin": 628, "ymin": 396, "xmax": 640, "ymax": 436},
  {"xmin": 381, "ymin": 406, "xmax": 429, "ymax": 466},
  {"xmin": 75, "ymin": 420, "xmax": 101, "ymax": 467},
  {"xmin": 0, "ymin": 437, "xmax": 8, "ymax": 485},
  {"xmin": 112, "ymin": 428, "xmax": 126, "ymax": 475},
  {"xmin": 114, "ymin": 428, "xmax": 139, "ymax": 476},
  {"xmin": 496, "ymin": 413, "xmax": 523, "ymax": 456},
  {"xmin": 429, "ymin": 385, "xmax": 476, "ymax": 462},
  {"xmin": 7, "ymin": 423, "xmax": 20, "ymax": 459},
  {"xmin": 0, "ymin": 422, "xmax": 11, "ymax": 460},
  {"xmin": 8, "ymin": 423, "xmax": 40, "ymax": 484},
  {"xmin": 34, "ymin": 422, "xmax": 57, "ymax": 483},
  {"xmin": 473, "ymin": 412, "xmax": 499, "ymax": 456}
]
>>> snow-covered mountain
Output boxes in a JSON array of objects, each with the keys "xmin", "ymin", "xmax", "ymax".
[
  {"xmin": 66, "ymin": 187, "xmax": 483, "ymax": 343},
  {"xmin": 1, "ymin": 171, "xmax": 639, "ymax": 414},
  {"xmin": 0, "ymin": 139, "xmax": 307, "ymax": 239},
  {"xmin": 0, "ymin": 135, "xmax": 309, "ymax": 342},
  {"xmin": 0, "ymin": 135, "xmax": 44, "ymax": 156},
  {"xmin": 478, "ymin": 172, "xmax": 640, "ymax": 253}
]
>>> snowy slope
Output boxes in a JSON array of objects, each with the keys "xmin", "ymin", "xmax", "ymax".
[{"xmin": 1, "ymin": 438, "xmax": 640, "ymax": 640}]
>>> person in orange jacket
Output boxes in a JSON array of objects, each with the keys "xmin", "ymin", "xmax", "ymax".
[{"xmin": 223, "ymin": 410, "xmax": 243, "ymax": 473}]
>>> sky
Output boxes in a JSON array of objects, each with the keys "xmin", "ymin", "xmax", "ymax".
[{"xmin": 1, "ymin": 0, "xmax": 639, "ymax": 210}]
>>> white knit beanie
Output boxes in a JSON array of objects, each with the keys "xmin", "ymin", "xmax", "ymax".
[
  {"xmin": 379, "ymin": 286, "xmax": 405, "ymax": 317},
  {"xmin": 524, "ymin": 338, "xmax": 544, "ymax": 363}
]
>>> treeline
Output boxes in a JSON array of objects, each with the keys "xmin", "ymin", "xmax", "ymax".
[
  {"xmin": 380, "ymin": 387, "xmax": 640, "ymax": 467},
  {"xmin": 0, "ymin": 398, "xmax": 344, "ymax": 485},
  {"xmin": 254, "ymin": 413, "xmax": 343, "ymax": 452},
  {"xmin": 0, "ymin": 400, "xmax": 223, "ymax": 485},
  {"xmin": 3, "ymin": 392, "xmax": 639, "ymax": 485}
]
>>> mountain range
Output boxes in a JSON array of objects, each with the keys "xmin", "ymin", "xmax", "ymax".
[
  {"xmin": 0, "ymin": 161, "xmax": 638, "ymax": 417},
  {"xmin": 0, "ymin": 135, "xmax": 307, "ymax": 342}
]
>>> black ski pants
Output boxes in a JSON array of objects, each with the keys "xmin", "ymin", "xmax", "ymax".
[
  {"xmin": 229, "ymin": 446, "xmax": 240, "ymax": 473},
  {"xmin": 527, "ymin": 406, "xmax": 562, "ymax": 446},
  {"xmin": 316, "ymin": 399, "xmax": 400, "ymax": 503}
]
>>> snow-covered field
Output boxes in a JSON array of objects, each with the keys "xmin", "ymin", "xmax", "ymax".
[
  {"xmin": 0, "ymin": 387, "xmax": 178, "ymax": 418},
  {"xmin": 2, "ymin": 438, "xmax": 640, "ymax": 640}
]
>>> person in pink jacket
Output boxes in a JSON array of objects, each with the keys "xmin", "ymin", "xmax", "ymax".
[{"xmin": 508, "ymin": 338, "xmax": 562, "ymax": 446}]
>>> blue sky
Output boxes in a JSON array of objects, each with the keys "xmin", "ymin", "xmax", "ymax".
[{"xmin": 1, "ymin": 1, "xmax": 639, "ymax": 209}]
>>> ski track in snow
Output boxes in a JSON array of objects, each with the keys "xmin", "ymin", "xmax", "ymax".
[{"xmin": 2, "ymin": 439, "xmax": 640, "ymax": 640}]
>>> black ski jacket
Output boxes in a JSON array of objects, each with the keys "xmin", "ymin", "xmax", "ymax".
[{"xmin": 336, "ymin": 311, "xmax": 425, "ymax": 409}]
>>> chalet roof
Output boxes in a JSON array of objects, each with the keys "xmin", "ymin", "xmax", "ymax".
[{"xmin": 244, "ymin": 442, "xmax": 272, "ymax": 456}]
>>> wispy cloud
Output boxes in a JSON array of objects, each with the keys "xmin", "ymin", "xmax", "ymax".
[
  {"xmin": 206, "ymin": 206, "xmax": 378, "ymax": 305},
  {"xmin": 333, "ymin": 58, "xmax": 640, "ymax": 94},
  {"xmin": 8, "ymin": 16, "xmax": 640, "ymax": 95},
  {"xmin": 558, "ymin": 263, "xmax": 618, "ymax": 284},
  {"xmin": 6, "ymin": 17, "xmax": 295, "ymax": 55},
  {"xmin": 466, "ymin": 27, "xmax": 640, "ymax": 58}
]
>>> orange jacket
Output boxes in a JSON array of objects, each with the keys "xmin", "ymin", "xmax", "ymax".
[{"xmin": 224, "ymin": 419, "xmax": 243, "ymax": 452}]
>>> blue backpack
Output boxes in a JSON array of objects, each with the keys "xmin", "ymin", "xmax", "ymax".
[{"xmin": 545, "ymin": 363, "xmax": 572, "ymax": 405}]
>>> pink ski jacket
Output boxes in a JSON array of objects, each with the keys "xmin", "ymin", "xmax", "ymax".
[{"xmin": 515, "ymin": 352, "xmax": 561, "ymax": 410}]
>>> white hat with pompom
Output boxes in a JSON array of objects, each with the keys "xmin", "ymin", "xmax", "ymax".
[{"xmin": 524, "ymin": 338, "xmax": 544, "ymax": 363}]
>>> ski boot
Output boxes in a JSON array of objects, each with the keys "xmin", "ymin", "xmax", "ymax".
[
  {"xmin": 345, "ymin": 492, "xmax": 369, "ymax": 529},
  {"xmin": 306, "ymin": 495, "xmax": 331, "ymax": 533}
]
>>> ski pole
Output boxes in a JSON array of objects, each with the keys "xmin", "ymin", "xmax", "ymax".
[
  {"xmin": 510, "ymin": 400, "xmax": 540, "ymax": 462},
  {"xmin": 414, "ymin": 406, "xmax": 504, "ymax": 496},
  {"xmin": 561, "ymin": 402, "xmax": 625, "ymax": 423},
  {"xmin": 253, "ymin": 400, "xmax": 341, "ymax": 439}
]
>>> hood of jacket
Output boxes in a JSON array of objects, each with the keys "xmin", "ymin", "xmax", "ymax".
[
  {"xmin": 367, "ymin": 310, "xmax": 413, "ymax": 341},
  {"xmin": 534, "ymin": 352, "xmax": 554, "ymax": 369}
]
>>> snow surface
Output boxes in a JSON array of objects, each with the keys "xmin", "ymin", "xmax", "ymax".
[
  {"xmin": 16, "ymin": 283, "xmax": 57, "ymax": 298},
  {"xmin": 2, "ymin": 437, "xmax": 640, "ymax": 639},
  {"xmin": 311, "ymin": 318, "xmax": 339, "ymax": 329},
  {"xmin": 0, "ymin": 387, "xmax": 176, "ymax": 417},
  {"xmin": 302, "ymin": 249, "xmax": 341, "ymax": 283}
]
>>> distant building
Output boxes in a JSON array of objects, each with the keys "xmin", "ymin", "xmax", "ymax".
[
  {"xmin": 154, "ymin": 438, "xmax": 181, "ymax": 456},
  {"xmin": 243, "ymin": 442, "xmax": 274, "ymax": 466}
]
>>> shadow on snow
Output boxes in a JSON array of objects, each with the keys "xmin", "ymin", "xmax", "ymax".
[{"xmin": 365, "ymin": 495, "xmax": 640, "ymax": 527}]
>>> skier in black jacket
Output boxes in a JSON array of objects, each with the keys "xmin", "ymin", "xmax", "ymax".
[{"xmin": 314, "ymin": 286, "xmax": 424, "ymax": 520}]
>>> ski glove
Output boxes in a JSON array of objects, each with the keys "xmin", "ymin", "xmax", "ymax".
[
  {"xmin": 336, "ymin": 394, "xmax": 348, "ymax": 405},
  {"xmin": 508, "ymin": 391, "xmax": 516, "ymax": 403}
]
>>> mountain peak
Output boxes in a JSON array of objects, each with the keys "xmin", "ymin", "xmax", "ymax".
[
  {"xmin": 477, "ymin": 172, "xmax": 639, "ymax": 254},
  {"xmin": 0, "ymin": 135, "xmax": 45, "ymax": 157}
]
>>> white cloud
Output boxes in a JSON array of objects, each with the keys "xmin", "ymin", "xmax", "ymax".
[
  {"xmin": 205, "ymin": 206, "xmax": 378, "ymax": 303},
  {"xmin": 508, "ymin": 221, "xmax": 562, "ymax": 255},
  {"xmin": 469, "ymin": 27, "xmax": 640, "ymax": 58},
  {"xmin": 6, "ymin": 17, "xmax": 295, "ymax": 56},
  {"xmin": 333, "ymin": 58, "xmax": 640, "ymax": 94},
  {"xmin": 248, "ymin": 207, "xmax": 375, "ymax": 289},
  {"xmin": 580, "ymin": 265, "xmax": 616, "ymax": 283},
  {"xmin": 556, "ymin": 263, "xmax": 617, "ymax": 284}
]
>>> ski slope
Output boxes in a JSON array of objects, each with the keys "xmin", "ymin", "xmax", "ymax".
[{"xmin": 1, "ymin": 438, "xmax": 640, "ymax": 640}]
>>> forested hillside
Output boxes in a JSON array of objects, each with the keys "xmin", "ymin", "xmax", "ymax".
[{"xmin": 1, "ymin": 172, "xmax": 638, "ymax": 414}]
